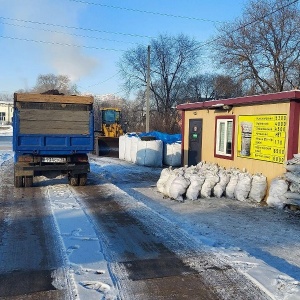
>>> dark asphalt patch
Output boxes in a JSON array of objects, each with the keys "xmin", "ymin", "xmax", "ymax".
[
  {"xmin": 0, "ymin": 270, "xmax": 56, "ymax": 297},
  {"xmin": 121, "ymin": 256, "xmax": 197, "ymax": 281}
]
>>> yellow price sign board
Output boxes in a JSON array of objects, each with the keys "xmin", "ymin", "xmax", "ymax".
[{"xmin": 237, "ymin": 114, "xmax": 287, "ymax": 164}]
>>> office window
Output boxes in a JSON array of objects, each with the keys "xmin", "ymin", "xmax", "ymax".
[
  {"xmin": 0, "ymin": 112, "xmax": 5, "ymax": 121},
  {"xmin": 215, "ymin": 116, "xmax": 235, "ymax": 159}
]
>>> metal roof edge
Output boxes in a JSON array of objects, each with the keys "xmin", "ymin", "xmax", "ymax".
[{"xmin": 176, "ymin": 89, "xmax": 300, "ymax": 110}]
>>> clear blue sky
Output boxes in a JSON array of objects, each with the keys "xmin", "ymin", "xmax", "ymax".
[{"xmin": 0, "ymin": 0, "xmax": 248, "ymax": 98}]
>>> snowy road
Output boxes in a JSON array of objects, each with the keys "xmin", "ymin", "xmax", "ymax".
[
  {"xmin": 0, "ymin": 154, "xmax": 71, "ymax": 299},
  {"xmin": 1, "ymin": 138, "xmax": 300, "ymax": 299}
]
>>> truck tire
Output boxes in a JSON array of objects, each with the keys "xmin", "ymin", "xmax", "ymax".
[
  {"xmin": 25, "ymin": 176, "xmax": 33, "ymax": 188},
  {"xmin": 69, "ymin": 176, "xmax": 79, "ymax": 186},
  {"xmin": 15, "ymin": 176, "xmax": 23, "ymax": 188},
  {"xmin": 79, "ymin": 174, "xmax": 87, "ymax": 186}
]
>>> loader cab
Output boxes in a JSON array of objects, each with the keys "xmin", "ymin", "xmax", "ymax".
[{"xmin": 101, "ymin": 108, "xmax": 121, "ymax": 125}]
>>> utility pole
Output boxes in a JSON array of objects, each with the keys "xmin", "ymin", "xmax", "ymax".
[{"xmin": 146, "ymin": 45, "xmax": 150, "ymax": 133}]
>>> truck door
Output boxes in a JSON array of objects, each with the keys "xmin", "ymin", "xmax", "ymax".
[{"xmin": 188, "ymin": 119, "xmax": 202, "ymax": 166}]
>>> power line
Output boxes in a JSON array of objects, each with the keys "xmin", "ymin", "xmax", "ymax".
[
  {"xmin": 0, "ymin": 16, "xmax": 154, "ymax": 39},
  {"xmin": 83, "ymin": 72, "xmax": 121, "ymax": 88},
  {"xmin": 0, "ymin": 35, "xmax": 125, "ymax": 51},
  {"xmin": 0, "ymin": 21, "xmax": 139, "ymax": 45},
  {"xmin": 68, "ymin": 0, "xmax": 227, "ymax": 24}
]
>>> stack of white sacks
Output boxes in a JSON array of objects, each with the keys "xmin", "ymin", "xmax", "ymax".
[
  {"xmin": 157, "ymin": 161, "xmax": 267, "ymax": 202},
  {"xmin": 119, "ymin": 134, "xmax": 181, "ymax": 167},
  {"xmin": 267, "ymin": 154, "xmax": 300, "ymax": 209}
]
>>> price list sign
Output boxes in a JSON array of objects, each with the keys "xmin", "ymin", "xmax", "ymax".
[{"xmin": 237, "ymin": 114, "xmax": 287, "ymax": 164}]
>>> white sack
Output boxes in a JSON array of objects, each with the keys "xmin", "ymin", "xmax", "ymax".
[
  {"xmin": 136, "ymin": 140, "xmax": 163, "ymax": 167},
  {"xmin": 157, "ymin": 167, "xmax": 173, "ymax": 194},
  {"xmin": 225, "ymin": 173, "xmax": 239, "ymax": 198},
  {"xmin": 285, "ymin": 164, "xmax": 300, "ymax": 173},
  {"xmin": 266, "ymin": 178, "xmax": 288, "ymax": 209},
  {"xmin": 234, "ymin": 172, "xmax": 252, "ymax": 202},
  {"xmin": 118, "ymin": 135, "xmax": 126, "ymax": 160},
  {"xmin": 248, "ymin": 173, "xmax": 267, "ymax": 202},
  {"xmin": 163, "ymin": 173, "xmax": 177, "ymax": 197},
  {"xmin": 266, "ymin": 195, "xmax": 287, "ymax": 209},
  {"xmin": 289, "ymin": 182, "xmax": 300, "ymax": 193},
  {"xmin": 283, "ymin": 198, "xmax": 300, "ymax": 206},
  {"xmin": 130, "ymin": 136, "xmax": 139, "ymax": 163},
  {"xmin": 213, "ymin": 170, "xmax": 230, "ymax": 198},
  {"xmin": 285, "ymin": 172, "xmax": 300, "ymax": 184},
  {"xmin": 284, "ymin": 192, "xmax": 300, "ymax": 200},
  {"xmin": 163, "ymin": 142, "xmax": 181, "ymax": 167},
  {"xmin": 186, "ymin": 174, "xmax": 206, "ymax": 200},
  {"xmin": 201, "ymin": 172, "xmax": 219, "ymax": 198},
  {"xmin": 169, "ymin": 174, "xmax": 190, "ymax": 201}
]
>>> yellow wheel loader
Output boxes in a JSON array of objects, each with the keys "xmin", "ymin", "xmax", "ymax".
[{"xmin": 95, "ymin": 108, "xmax": 124, "ymax": 157}]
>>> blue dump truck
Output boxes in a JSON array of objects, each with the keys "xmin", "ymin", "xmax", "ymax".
[{"xmin": 13, "ymin": 92, "xmax": 94, "ymax": 187}]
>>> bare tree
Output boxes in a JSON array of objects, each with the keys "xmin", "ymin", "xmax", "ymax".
[
  {"xmin": 213, "ymin": 0, "xmax": 300, "ymax": 94},
  {"xmin": 118, "ymin": 33, "xmax": 201, "ymax": 133},
  {"xmin": 184, "ymin": 74, "xmax": 215, "ymax": 102},
  {"xmin": 184, "ymin": 73, "xmax": 242, "ymax": 102},
  {"xmin": 0, "ymin": 93, "xmax": 13, "ymax": 102},
  {"xmin": 32, "ymin": 74, "xmax": 79, "ymax": 95},
  {"xmin": 213, "ymin": 75, "xmax": 242, "ymax": 99}
]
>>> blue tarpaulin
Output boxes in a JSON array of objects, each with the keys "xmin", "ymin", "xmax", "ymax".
[{"xmin": 138, "ymin": 131, "xmax": 182, "ymax": 144}]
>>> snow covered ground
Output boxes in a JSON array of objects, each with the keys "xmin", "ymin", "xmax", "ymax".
[{"xmin": 1, "ymin": 126, "xmax": 300, "ymax": 299}]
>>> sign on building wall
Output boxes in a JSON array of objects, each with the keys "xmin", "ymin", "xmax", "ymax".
[{"xmin": 237, "ymin": 114, "xmax": 287, "ymax": 164}]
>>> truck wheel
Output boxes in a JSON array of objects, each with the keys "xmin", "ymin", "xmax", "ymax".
[
  {"xmin": 69, "ymin": 176, "xmax": 79, "ymax": 186},
  {"xmin": 79, "ymin": 174, "xmax": 87, "ymax": 186},
  {"xmin": 25, "ymin": 176, "xmax": 33, "ymax": 187},
  {"xmin": 15, "ymin": 176, "xmax": 23, "ymax": 188}
]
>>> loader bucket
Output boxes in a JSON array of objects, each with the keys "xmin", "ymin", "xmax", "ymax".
[{"xmin": 97, "ymin": 137, "xmax": 119, "ymax": 157}]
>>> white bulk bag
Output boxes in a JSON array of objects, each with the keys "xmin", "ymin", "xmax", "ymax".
[
  {"xmin": 163, "ymin": 142, "xmax": 181, "ymax": 167},
  {"xmin": 136, "ymin": 140, "xmax": 163, "ymax": 167},
  {"xmin": 119, "ymin": 135, "xmax": 126, "ymax": 160},
  {"xmin": 248, "ymin": 173, "xmax": 267, "ymax": 202},
  {"xmin": 130, "ymin": 136, "xmax": 139, "ymax": 163},
  {"xmin": 125, "ymin": 135, "xmax": 132, "ymax": 162}
]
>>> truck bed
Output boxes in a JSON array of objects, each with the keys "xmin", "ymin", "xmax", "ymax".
[{"xmin": 13, "ymin": 94, "xmax": 94, "ymax": 156}]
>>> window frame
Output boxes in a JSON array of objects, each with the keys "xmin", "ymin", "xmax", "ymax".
[{"xmin": 214, "ymin": 116, "xmax": 235, "ymax": 160}]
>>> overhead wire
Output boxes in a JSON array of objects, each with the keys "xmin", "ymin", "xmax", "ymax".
[
  {"xmin": 0, "ymin": 16, "xmax": 154, "ymax": 39},
  {"xmin": 0, "ymin": 35, "xmax": 125, "ymax": 51},
  {"xmin": 0, "ymin": 0, "xmax": 298, "ymax": 94},
  {"xmin": 78, "ymin": 71, "xmax": 121, "ymax": 89},
  {"xmin": 0, "ymin": 21, "xmax": 139, "ymax": 45},
  {"xmin": 68, "ymin": 0, "xmax": 227, "ymax": 24}
]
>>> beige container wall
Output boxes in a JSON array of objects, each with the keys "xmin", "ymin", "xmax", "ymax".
[{"xmin": 183, "ymin": 102, "xmax": 291, "ymax": 186}]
